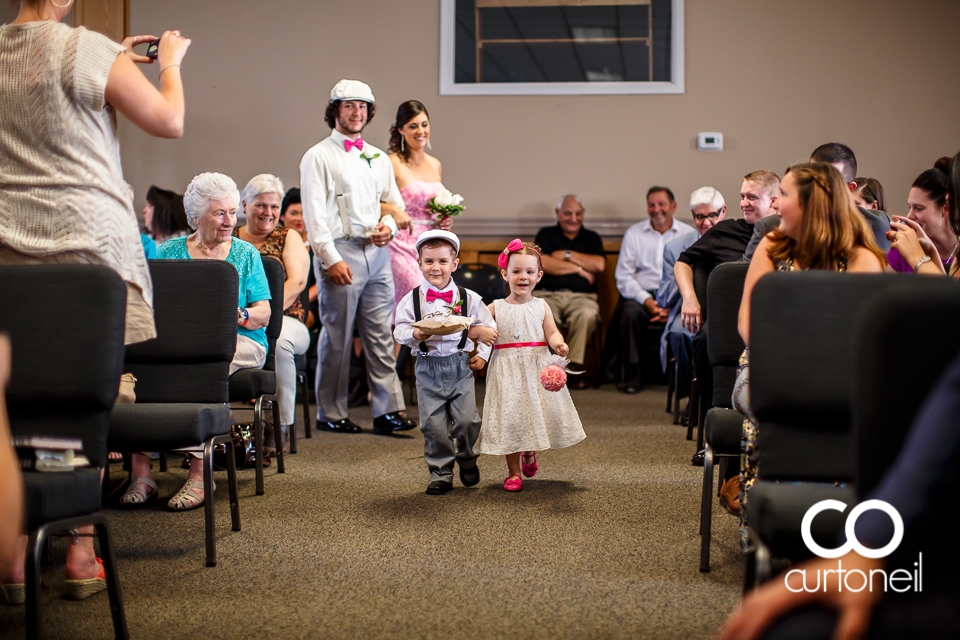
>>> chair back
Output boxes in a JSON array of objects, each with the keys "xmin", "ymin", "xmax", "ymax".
[
  {"xmin": 750, "ymin": 272, "xmax": 901, "ymax": 483},
  {"xmin": 125, "ymin": 261, "xmax": 237, "ymax": 403},
  {"xmin": 0, "ymin": 264, "xmax": 126, "ymax": 467},
  {"xmin": 452, "ymin": 263, "xmax": 506, "ymax": 305},
  {"xmin": 705, "ymin": 262, "xmax": 749, "ymax": 407},
  {"xmin": 853, "ymin": 278, "xmax": 960, "ymax": 497},
  {"xmin": 260, "ymin": 255, "xmax": 286, "ymax": 372}
]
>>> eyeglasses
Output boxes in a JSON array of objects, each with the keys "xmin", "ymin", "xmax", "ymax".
[{"xmin": 692, "ymin": 211, "xmax": 721, "ymax": 222}]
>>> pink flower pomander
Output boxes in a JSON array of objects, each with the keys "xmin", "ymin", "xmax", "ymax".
[{"xmin": 540, "ymin": 364, "xmax": 567, "ymax": 392}]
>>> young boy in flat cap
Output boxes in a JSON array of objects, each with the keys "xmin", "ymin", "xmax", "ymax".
[{"xmin": 393, "ymin": 230, "xmax": 497, "ymax": 494}]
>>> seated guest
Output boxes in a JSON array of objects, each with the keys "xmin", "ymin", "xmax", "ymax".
[
  {"xmin": 683, "ymin": 171, "xmax": 780, "ymax": 483},
  {"xmin": 280, "ymin": 187, "xmax": 308, "ymax": 242},
  {"xmin": 235, "ymin": 175, "xmax": 311, "ymax": 455},
  {"xmin": 609, "ymin": 186, "xmax": 694, "ymax": 393},
  {"xmin": 534, "ymin": 194, "xmax": 606, "ymax": 386},
  {"xmin": 853, "ymin": 176, "xmax": 886, "ymax": 212},
  {"xmin": 121, "ymin": 172, "xmax": 271, "ymax": 511},
  {"xmin": 677, "ymin": 171, "xmax": 779, "ymax": 333},
  {"xmin": 887, "ymin": 158, "xmax": 957, "ymax": 274},
  {"xmin": 143, "ymin": 185, "xmax": 190, "ymax": 245},
  {"xmin": 732, "ymin": 163, "xmax": 885, "ymax": 548},
  {"xmin": 743, "ymin": 143, "xmax": 892, "ymax": 260},
  {"xmin": 655, "ymin": 187, "xmax": 727, "ymax": 406}
]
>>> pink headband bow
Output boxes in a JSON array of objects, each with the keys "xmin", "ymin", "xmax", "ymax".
[{"xmin": 497, "ymin": 238, "xmax": 540, "ymax": 270}]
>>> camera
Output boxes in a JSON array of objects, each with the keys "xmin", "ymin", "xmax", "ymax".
[{"xmin": 145, "ymin": 39, "xmax": 159, "ymax": 60}]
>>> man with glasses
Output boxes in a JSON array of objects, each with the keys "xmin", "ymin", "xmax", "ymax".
[{"xmin": 655, "ymin": 187, "xmax": 727, "ymax": 411}]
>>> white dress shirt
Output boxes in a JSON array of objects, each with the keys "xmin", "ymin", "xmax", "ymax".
[
  {"xmin": 615, "ymin": 218, "xmax": 696, "ymax": 304},
  {"xmin": 299, "ymin": 129, "xmax": 404, "ymax": 268},
  {"xmin": 394, "ymin": 278, "xmax": 495, "ymax": 362}
]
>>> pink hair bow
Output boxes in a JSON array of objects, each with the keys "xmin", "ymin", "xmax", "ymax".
[{"xmin": 498, "ymin": 238, "xmax": 525, "ymax": 270}]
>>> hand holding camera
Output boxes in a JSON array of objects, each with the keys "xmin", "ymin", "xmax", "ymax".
[{"xmin": 124, "ymin": 30, "xmax": 192, "ymax": 71}]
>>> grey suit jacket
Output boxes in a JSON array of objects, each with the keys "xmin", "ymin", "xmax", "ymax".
[{"xmin": 742, "ymin": 207, "xmax": 892, "ymax": 262}]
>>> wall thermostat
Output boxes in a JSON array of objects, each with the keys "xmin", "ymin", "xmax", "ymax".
[{"xmin": 697, "ymin": 132, "xmax": 724, "ymax": 151}]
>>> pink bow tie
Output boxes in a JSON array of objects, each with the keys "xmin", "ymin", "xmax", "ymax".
[
  {"xmin": 426, "ymin": 289, "xmax": 453, "ymax": 304},
  {"xmin": 344, "ymin": 137, "xmax": 364, "ymax": 152}
]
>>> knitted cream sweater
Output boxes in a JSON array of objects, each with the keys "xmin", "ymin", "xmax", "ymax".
[{"xmin": 0, "ymin": 20, "xmax": 152, "ymax": 307}]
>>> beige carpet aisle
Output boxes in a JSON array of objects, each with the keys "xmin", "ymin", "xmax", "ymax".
[{"xmin": 0, "ymin": 384, "xmax": 744, "ymax": 639}]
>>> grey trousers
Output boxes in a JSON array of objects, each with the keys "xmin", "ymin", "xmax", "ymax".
[
  {"xmin": 415, "ymin": 352, "xmax": 481, "ymax": 482},
  {"xmin": 314, "ymin": 238, "xmax": 404, "ymax": 421}
]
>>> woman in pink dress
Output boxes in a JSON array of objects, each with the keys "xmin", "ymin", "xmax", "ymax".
[{"xmin": 386, "ymin": 101, "xmax": 454, "ymax": 308}]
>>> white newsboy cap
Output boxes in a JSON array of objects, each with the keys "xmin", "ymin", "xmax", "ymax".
[
  {"xmin": 416, "ymin": 230, "xmax": 461, "ymax": 255},
  {"xmin": 330, "ymin": 79, "xmax": 375, "ymax": 103}
]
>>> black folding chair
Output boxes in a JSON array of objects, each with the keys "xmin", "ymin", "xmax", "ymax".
[{"xmin": 0, "ymin": 264, "xmax": 128, "ymax": 639}]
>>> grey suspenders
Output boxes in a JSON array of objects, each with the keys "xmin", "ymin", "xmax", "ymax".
[
  {"xmin": 411, "ymin": 286, "xmax": 469, "ymax": 355},
  {"xmin": 318, "ymin": 139, "xmax": 354, "ymax": 240}
]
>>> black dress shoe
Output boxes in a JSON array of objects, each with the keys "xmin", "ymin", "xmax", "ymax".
[
  {"xmin": 691, "ymin": 449, "xmax": 705, "ymax": 466},
  {"xmin": 425, "ymin": 480, "xmax": 452, "ymax": 495},
  {"xmin": 623, "ymin": 381, "xmax": 643, "ymax": 394},
  {"xmin": 318, "ymin": 418, "xmax": 363, "ymax": 434},
  {"xmin": 459, "ymin": 465, "xmax": 480, "ymax": 487},
  {"xmin": 372, "ymin": 412, "xmax": 417, "ymax": 435}
]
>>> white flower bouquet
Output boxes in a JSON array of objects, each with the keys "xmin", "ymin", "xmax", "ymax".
[{"xmin": 427, "ymin": 189, "xmax": 465, "ymax": 220}]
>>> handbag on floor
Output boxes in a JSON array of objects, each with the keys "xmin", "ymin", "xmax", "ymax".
[{"xmin": 213, "ymin": 422, "xmax": 256, "ymax": 470}]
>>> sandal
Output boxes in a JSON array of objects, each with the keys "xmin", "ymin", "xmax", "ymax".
[
  {"xmin": 119, "ymin": 476, "xmax": 157, "ymax": 506},
  {"xmin": 503, "ymin": 474, "xmax": 523, "ymax": 492},
  {"xmin": 64, "ymin": 558, "xmax": 107, "ymax": 600},
  {"xmin": 167, "ymin": 477, "xmax": 213, "ymax": 511},
  {"xmin": 521, "ymin": 451, "xmax": 538, "ymax": 478},
  {"xmin": 1, "ymin": 583, "xmax": 25, "ymax": 605}
]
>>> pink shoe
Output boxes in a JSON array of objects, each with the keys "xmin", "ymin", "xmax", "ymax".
[
  {"xmin": 503, "ymin": 475, "xmax": 523, "ymax": 492},
  {"xmin": 521, "ymin": 451, "xmax": 538, "ymax": 478}
]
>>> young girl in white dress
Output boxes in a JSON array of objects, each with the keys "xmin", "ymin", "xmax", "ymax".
[{"xmin": 477, "ymin": 240, "xmax": 586, "ymax": 491}]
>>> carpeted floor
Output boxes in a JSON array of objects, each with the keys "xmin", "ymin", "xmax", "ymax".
[{"xmin": 0, "ymin": 383, "xmax": 744, "ymax": 639}]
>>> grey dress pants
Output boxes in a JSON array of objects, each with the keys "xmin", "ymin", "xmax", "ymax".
[
  {"xmin": 415, "ymin": 352, "xmax": 481, "ymax": 482},
  {"xmin": 314, "ymin": 238, "xmax": 404, "ymax": 421}
]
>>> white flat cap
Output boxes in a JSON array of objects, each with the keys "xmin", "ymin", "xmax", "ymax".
[
  {"xmin": 416, "ymin": 229, "xmax": 461, "ymax": 255},
  {"xmin": 330, "ymin": 79, "xmax": 375, "ymax": 103}
]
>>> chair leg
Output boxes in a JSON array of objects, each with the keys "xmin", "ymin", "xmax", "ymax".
[
  {"xmin": 253, "ymin": 395, "xmax": 265, "ymax": 496},
  {"xmin": 686, "ymin": 377, "xmax": 699, "ymax": 441},
  {"xmin": 25, "ymin": 526, "xmax": 46, "ymax": 639},
  {"xmin": 203, "ymin": 438, "xmax": 218, "ymax": 567},
  {"xmin": 672, "ymin": 359, "xmax": 682, "ymax": 424},
  {"xmin": 289, "ymin": 385, "xmax": 299, "ymax": 455},
  {"xmin": 699, "ymin": 445, "xmax": 715, "ymax": 572},
  {"xmin": 266, "ymin": 394, "xmax": 284, "ymax": 474},
  {"xmin": 666, "ymin": 354, "xmax": 675, "ymax": 414},
  {"xmin": 159, "ymin": 452, "xmax": 168, "ymax": 473},
  {"xmin": 300, "ymin": 372, "xmax": 312, "ymax": 439},
  {"xmin": 91, "ymin": 514, "xmax": 129, "ymax": 640},
  {"xmin": 217, "ymin": 433, "xmax": 241, "ymax": 532}
]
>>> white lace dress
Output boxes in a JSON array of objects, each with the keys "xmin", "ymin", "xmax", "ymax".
[{"xmin": 478, "ymin": 298, "xmax": 586, "ymax": 455}]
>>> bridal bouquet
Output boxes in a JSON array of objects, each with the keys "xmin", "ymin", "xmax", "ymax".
[{"xmin": 427, "ymin": 190, "xmax": 465, "ymax": 220}]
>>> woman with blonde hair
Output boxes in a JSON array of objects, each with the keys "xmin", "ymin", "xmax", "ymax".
[{"xmin": 728, "ymin": 163, "xmax": 884, "ymax": 545}]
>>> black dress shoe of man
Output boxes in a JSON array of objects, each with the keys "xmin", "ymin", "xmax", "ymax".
[
  {"xmin": 691, "ymin": 449, "xmax": 705, "ymax": 466},
  {"xmin": 426, "ymin": 480, "xmax": 452, "ymax": 495},
  {"xmin": 459, "ymin": 465, "xmax": 480, "ymax": 487},
  {"xmin": 372, "ymin": 413, "xmax": 418, "ymax": 435},
  {"xmin": 318, "ymin": 418, "xmax": 363, "ymax": 434}
]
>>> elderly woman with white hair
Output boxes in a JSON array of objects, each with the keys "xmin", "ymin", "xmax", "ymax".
[
  {"xmin": 120, "ymin": 172, "xmax": 272, "ymax": 510},
  {"xmin": 234, "ymin": 174, "xmax": 311, "ymax": 456}
]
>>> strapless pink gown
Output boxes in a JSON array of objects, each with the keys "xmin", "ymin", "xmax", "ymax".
[{"xmin": 389, "ymin": 180, "xmax": 446, "ymax": 307}]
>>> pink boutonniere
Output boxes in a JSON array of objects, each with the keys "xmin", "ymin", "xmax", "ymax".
[{"xmin": 445, "ymin": 300, "xmax": 464, "ymax": 315}]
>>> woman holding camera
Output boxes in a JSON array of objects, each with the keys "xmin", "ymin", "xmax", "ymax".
[{"xmin": 0, "ymin": 0, "xmax": 191, "ymax": 603}]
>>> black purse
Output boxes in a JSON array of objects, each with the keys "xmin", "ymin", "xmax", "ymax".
[{"xmin": 213, "ymin": 422, "xmax": 257, "ymax": 470}]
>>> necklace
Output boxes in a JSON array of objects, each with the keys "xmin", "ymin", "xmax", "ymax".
[{"xmin": 195, "ymin": 235, "xmax": 224, "ymax": 259}]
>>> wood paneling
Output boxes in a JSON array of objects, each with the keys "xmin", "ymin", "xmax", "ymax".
[{"xmin": 73, "ymin": 0, "xmax": 129, "ymax": 42}]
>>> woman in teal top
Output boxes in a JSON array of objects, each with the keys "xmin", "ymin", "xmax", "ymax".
[{"xmin": 123, "ymin": 172, "xmax": 271, "ymax": 512}]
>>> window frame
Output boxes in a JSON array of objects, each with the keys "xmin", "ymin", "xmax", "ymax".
[{"xmin": 439, "ymin": 0, "xmax": 685, "ymax": 96}]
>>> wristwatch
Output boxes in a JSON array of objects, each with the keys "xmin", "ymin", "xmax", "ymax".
[
  {"xmin": 565, "ymin": 250, "xmax": 572, "ymax": 261},
  {"xmin": 914, "ymin": 256, "xmax": 932, "ymax": 271}
]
